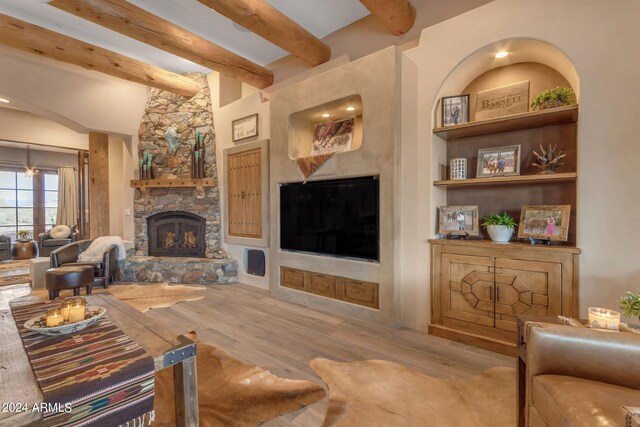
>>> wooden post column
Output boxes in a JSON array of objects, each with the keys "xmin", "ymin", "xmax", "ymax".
[{"xmin": 88, "ymin": 132, "xmax": 110, "ymax": 238}]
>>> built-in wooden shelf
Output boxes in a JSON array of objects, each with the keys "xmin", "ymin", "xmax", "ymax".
[
  {"xmin": 433, "ymin": 172, "xmax": 577, "ymax": 188},
  {"xmin": 130, "ymin": 178, "xmax": 217, "ymax": 189},
  {"xmin": 433, "ymin": 104, "xmax": 579, "ymax": 141}
]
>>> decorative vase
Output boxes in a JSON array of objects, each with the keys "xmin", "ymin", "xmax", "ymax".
[{"xmin": 486, "ymin": 225, "xmax": 514, "ymax": 243}]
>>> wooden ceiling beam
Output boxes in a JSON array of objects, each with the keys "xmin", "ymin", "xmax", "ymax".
[
  {"xmin": 0, "ymin": 13, "xmax": 199, "ymax": 97},
  {"xmin": 49, "ymin": 0, "xmax": 274, "ymax": 89},
  {"xmin": 197, "ymin": 0, "xmax": 331, "ymax": 67},
  {"xmin": 359, "ymin": 0, "xmax": 416, "ymax": 35}
]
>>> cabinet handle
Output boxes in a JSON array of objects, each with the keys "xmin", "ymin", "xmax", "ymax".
[{"xmin": 489, "ymin": 287, "xmax": 493, "ymax": 301}]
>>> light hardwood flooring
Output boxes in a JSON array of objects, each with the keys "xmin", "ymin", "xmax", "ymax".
[
  {"xmin": 1, "ymin": 282, "xmax": 515, "ymax": 426},
  {"xmin": 137, "ymin": 283, "xmax": 515, "ymax": 426}
]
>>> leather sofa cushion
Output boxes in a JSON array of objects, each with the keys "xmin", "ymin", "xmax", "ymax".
[
  {"xmin": 532, "ymin": 375, "xmax": 640, "ymax": 426},
  {"xmin": 42, "ymin": 238, "xmax": 72, "ymax": 247}
]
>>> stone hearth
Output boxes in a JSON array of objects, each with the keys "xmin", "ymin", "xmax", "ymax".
[{"xmin": 121, "ymin": 72, "xmax": 237, "ymax": 285}]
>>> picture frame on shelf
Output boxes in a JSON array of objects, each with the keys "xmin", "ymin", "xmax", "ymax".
[
  {"xmin": 232, "ymin": 113, "xmax": 259, "ymax": 142},
  {"xmin": 438, "ymin": 206, "xmax": 479, "ymax": 236},
  {"xmin": 441, "ymin": 95, "xmax": 470, "ymax": 127},
  {"xmin": 476, "ymin": 144, "xmax": 521, "ymax": 178},
  {"xmin": 518, "ymin": 205, "xmax": 571, "ymax": 241}
]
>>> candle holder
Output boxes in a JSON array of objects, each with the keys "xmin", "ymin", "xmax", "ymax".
[
  {"xmin": 46, "ymin": 308, "xmax": 64, "ymax": 327},
  {"xmin": 588, "ymin": 307, "xmax": 621, "ymax": 331},
  {"xmin": 61, "ymin": 299, "xmax": 73, "ymax": 322},
  {"xmin": 68, "ymin": 297, "xmax": 87, "ymax": 324}
]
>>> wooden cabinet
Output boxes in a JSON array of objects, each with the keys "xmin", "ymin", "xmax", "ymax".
[
  {"xmin": 227, "ymin": 147, "xmax": 262, "ymax": 238},
  {"xmin": 430, "ymin": 239, "xmax": 579, "ymax": 355},
  {"xmin": 280, "ymin": 267, "xmax": 379, "ymax": 309}
]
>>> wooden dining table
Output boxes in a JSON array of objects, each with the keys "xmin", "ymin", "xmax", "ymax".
[{"xmin": 0, "ymin": 293, "xmax": 199, "ymax": 426}]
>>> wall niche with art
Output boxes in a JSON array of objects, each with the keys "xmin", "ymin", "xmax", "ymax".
[
  {"xmin": 428, "ymin": 38, "xmax": 582, "ymax": 356},
  {"xmin": 287, "ymin": 94, "xmax": 363, "ymax": 160}
]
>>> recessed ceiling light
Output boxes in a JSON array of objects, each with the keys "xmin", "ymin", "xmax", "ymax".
[
  {"xmin": 494, "ymin": 51, "xmax": 509, "ymax": 59},
  {"xmin": 0, "ymin": 98, "xmax": 9, "ymax": 103},
  {"xmin": 322, "ymin": 113, "xmax": 330, "ymax": 118},
  {"xmin": 346, "ymin": 106, "xmax": 355, "ymax": 112}
]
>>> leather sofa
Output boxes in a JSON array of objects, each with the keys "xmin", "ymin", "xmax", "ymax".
[
  {"xmin": 525, "ymin": 323, "xmax": 640, "ymax": 426},
  {"xmin": 0, "ymin": 235, "xmax": 10, "ymax": 261},
  {"xmin": 50, "ymin": 239, "xmax": 118, "ymax": 289},
  {"xmin": 38, "ymin": 226, "xmax": 78, "ymax": 257}
]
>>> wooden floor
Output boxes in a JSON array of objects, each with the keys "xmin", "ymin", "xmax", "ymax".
[
  {"xmin": 1, "ymin": 282, "xmax": 514, "ymax": 426},
  {"xmin": 137, "ymin": 283, "xmax": 514, "ymax": 426}
]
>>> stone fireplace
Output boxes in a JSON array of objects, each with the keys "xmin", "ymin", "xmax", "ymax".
[
  {"xmin": 120, "ymin": 72, "xmax": 237, "ymax": 284},
  {"xmin": 148, "ymin": 211, "xmax": 206, "ymax": 258}
]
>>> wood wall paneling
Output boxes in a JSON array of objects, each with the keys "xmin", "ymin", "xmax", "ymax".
[{"xmin": 88, "ymin": 132, "xmax": 109, "ymax": 238}]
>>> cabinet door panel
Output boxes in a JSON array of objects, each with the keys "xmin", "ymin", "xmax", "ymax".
[
  {"xmin": 228, "ymin": 148, "xmax": 262, "ymax": 238},
  {"xmin": 494, "ymin": 258, "xmax": 562, "ymax": 332},
  {"xmin": 441, "ymin": 253, "xmax": 495, "ymax": 327}
]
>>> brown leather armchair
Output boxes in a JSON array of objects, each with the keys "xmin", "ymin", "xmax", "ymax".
[
  {"xmin": 525, "ymin": 323, "xmax": 640, "ymax": 426},
  {"xmin": 50, "ymin": 239, "xmax": 119, "ymax": 289}
]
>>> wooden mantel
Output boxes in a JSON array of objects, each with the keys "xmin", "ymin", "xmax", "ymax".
[{"xmin": 130, "ymin": 178, "xmax": 217, "ymax": 189}]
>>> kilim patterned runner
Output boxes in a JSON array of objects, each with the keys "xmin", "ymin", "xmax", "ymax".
[{"xmin": 10, "ymin": 300, "xmax": 155, "ymax": 427}]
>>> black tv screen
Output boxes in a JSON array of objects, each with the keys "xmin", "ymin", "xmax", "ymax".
[{"xmin": 280, "ymin": 176, "xmax": 379, "ymax": 261}]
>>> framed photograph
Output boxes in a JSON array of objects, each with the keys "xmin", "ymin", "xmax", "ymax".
[
  {"xmin": 438, "ymin": 206, "xmax": 479, "ymax": 236},
  {"xmin": 518, "ymin": 205, "xmax": 571, "ymax": 241},
  {"xmin": 441, "ymin": 95, "xmax": 470, "ymax": 127},
  {"xmin": 311, "ymin": 116, "xmax": 355, "ymax": 156},
  {"xmin": 232, "ymin": 113, "xmax": 258, "ymax": 142},
  {"xmin": 476, "ymin": 145, "xmax": 521, "ymax": 178}
]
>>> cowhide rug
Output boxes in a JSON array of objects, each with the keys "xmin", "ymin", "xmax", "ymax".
[
  {"xmin": 310, "ymin": 358, "xmax": 516, "ymax": 427},
  {"xmin": 154, "ymin": 332, "xmax": 326, "ymax": 426},
  {"xmin": 106, "ymin": 282, "xmax": 206, "ymax": 312}
]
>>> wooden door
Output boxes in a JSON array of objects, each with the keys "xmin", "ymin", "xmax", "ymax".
[
  {"xmin": 493, "ymin": 258, "xmax": 562, "ymax": 332},
  {"xmin": 441, "ymin": 253, "xmax": 495, "ymax": 328},
  {"xmin": 227, "ymin": 148, "xmax": 262, "ymax": 238}
]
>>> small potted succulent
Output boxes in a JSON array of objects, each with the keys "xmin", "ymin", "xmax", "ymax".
[
  {"xmin": 618, "ymin": 291, "xmax": 640, "ymax": 321},
  {"xmin": 482, "ymin": 213, "xmax": 517, "ymax": 243},
  {"xmin": 530, "ymin": 86, "xmax": 575, "ymax": 110},
  {"xmin": 17, "ymin": 230, "xmax": 31, "ymax": 242}
]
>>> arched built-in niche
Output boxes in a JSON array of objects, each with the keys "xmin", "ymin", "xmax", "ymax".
[{"xmin": 431, "ymin": 38, "xmax": 580, "ymax": 244}]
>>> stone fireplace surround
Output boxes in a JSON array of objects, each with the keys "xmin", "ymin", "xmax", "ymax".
[{"xmin": 120, "ymin": 72, "xmax": 237, "ymax": 284}]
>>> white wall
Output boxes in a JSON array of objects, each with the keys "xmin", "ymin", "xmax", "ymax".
[
  {"xmin": 0, "ymin": 108, "xmax": 87, "ymax": 150},
  {"xmin": 211, "ymin": 80, "xmax": 271, "ymax": 289},
  {"xmin": 401, "ymin": 0, "xmax": 640, "ymax": 327},
  {"xmin": 0, "ymin": 47, "xmax": 148, "ymax": 240}
]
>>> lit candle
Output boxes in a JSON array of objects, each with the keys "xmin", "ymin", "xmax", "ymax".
[
  {"xmin": 46, "ymin": 308, "xmax": 64, "ymax": 327},
  {"xmin": 61, "ymin": 299, "xmax": 72, "ymax": 321},
  {"xmin": 68, "ymin": 298, "xmax": 86, "ymax": 324},
  {"xmin": 588, "ymin": 307, "xmax": 621, "ymax": 331}
]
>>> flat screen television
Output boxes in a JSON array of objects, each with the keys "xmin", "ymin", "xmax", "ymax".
[{"xmin": 280, "ymin": 176, "xmax": 379, "ymax": 262}]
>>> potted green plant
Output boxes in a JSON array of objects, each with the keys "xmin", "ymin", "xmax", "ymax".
[
  {"xmin": 17, "ymin": 230, "xmax": 30, "ymax": 242},
  {"xmin": 618, "ymin": 291, "xmax": 640, "ymax": 321},
  {"xmin": 530, "ymin": 86, "xmax": 575, "ymax": 110},
  {"xmin": 481, "ymin": 213, "xmax": 517, "ymax": 243}
]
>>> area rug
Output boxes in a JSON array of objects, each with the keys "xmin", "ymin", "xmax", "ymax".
[
  {"xmin": 107, "ymin": 282, "xmax": 206, "ymax": 312},
  {"xmin": 310, "ymin": 358, "xmax": 515, "ymax": 427},
  {"xmin": 154, "ymin": 331, "xmax": 326, "ymax": 426},
  {"xmin": 0, "ymin": 260, "xmax": 30, "ymax": 287}
]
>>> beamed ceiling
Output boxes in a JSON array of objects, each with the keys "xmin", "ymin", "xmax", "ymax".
[{"xmin": 0, "ymin": 0, "xmax": 416, "ymax": 94}]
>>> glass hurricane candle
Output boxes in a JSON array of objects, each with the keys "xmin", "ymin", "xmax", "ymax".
[
  {"xmin": 68, "ymin": 298, "xmax": 87, "ymax": 323},
  {"xmin": 588, "ymin": 307, "xmax": 621, "ymax": 331},
  {"xmin": 46, "ymin": 308, "xmax": 64, "ymax": 327}
]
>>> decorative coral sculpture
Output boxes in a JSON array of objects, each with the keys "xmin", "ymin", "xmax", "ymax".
[{"xmin": 531, "ymin": 144, "xmax": 566, "ymax": 174}]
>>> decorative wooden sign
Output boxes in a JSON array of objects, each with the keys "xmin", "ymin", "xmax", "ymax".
[
  {"xmin": 475, "ymin": 80, "xmax": 530, "ymax": 121},
  {"xmin": 232, "ymin": 113, "xmax": 259, "ymax": 142}
]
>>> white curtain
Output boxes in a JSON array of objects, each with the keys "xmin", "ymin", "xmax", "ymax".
[{"xmin": 56, "ymin": 167, "xmax": 78, "ymax": 226}]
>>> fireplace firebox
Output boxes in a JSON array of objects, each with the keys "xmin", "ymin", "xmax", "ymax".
[{"xmin": 147, "ymin": 211, "xmax": 206, "ymax": 258}]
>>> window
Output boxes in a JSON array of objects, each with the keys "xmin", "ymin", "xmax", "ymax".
[{"xmin": 0, "ymin": 169, "xmax": 58, "ymax": 241}]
